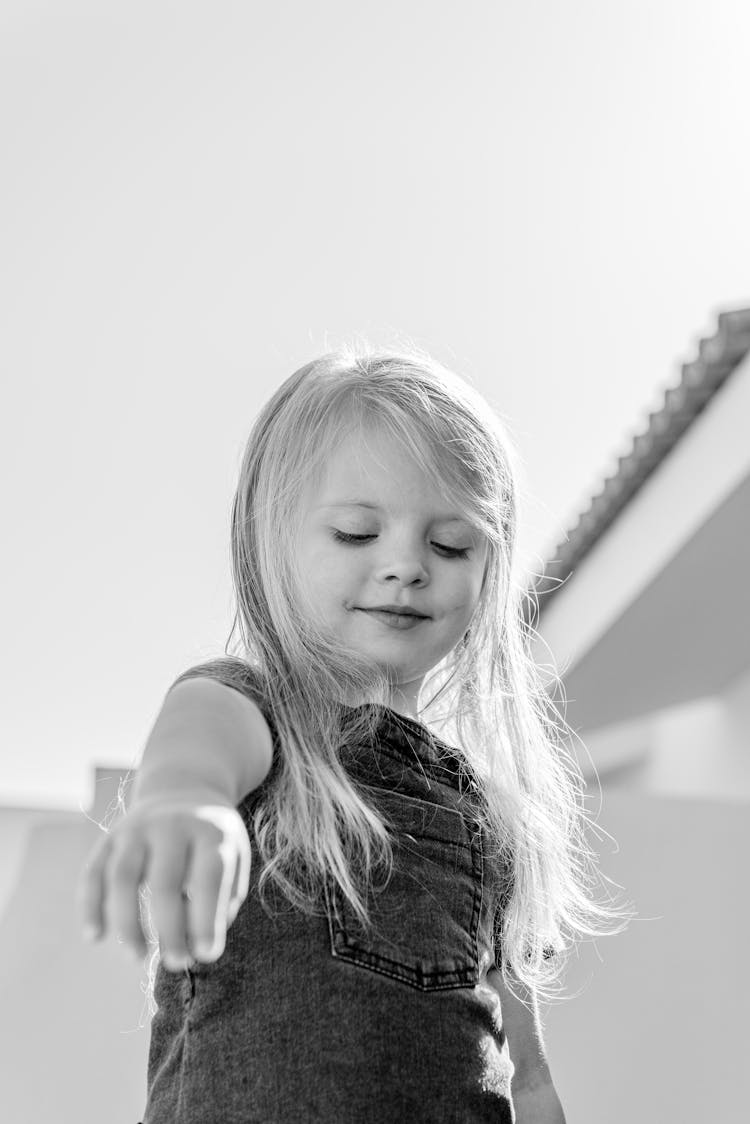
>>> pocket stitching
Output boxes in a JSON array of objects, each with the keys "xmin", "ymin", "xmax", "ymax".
[{"xmin": 327, "ymin": 798, "xmax": 485, "ymax": 992}]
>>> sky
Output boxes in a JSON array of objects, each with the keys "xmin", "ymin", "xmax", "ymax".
[{"xmin": 2, "ymin": 0, "xmax": 749, "ymax": 810}]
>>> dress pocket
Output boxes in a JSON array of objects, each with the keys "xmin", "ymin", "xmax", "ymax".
[{"xmin": 327, "ymin": 786, "xmax": 483, "ymax": 991}]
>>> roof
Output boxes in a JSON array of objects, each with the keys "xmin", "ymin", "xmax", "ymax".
[{"xmin": 526, "ymin": 305, "xmax": 750, "ymax": 623}]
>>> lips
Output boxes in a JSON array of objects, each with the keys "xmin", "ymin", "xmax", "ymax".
[
  {"xmin": 370, "ymin": 611, "xmax": 421, "ymax": 618},
  {"xmin": 360, "ymin": 607, "xmax": 428, "ymax": 618},
  {"xmin": 357, "ymin": 608, "xmax": 427, "ymax": 631}
]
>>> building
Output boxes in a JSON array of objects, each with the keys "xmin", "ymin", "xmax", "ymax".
[
  {"xmin": 528, "ymin": 307, "xmax": 750, "ymax": 804},
  {"xmin": 1, "ymin": 307, "xmax": 748, "ymax": 1123},
  {"xmin": 533, "ymin": 305, "xmax": 750, "ymax": 1124}
]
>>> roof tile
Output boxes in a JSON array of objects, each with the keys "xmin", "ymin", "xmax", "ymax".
[{"xmin": 527, "ymin": 306, "xmax": 750, "ymax": 623}]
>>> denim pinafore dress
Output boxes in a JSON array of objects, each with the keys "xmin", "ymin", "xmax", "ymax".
[{"xmin": 141, "ymin": 683, "xmax": 516, "ymax": 1123}]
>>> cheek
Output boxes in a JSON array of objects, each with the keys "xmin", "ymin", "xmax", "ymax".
[
  {"xmin": 305, "ymin": 547, "xmax": 354, "ymax": 597},
  {"xmin": 447, "ymin": 570, "xmax": 482, "ymax": 605},
  {"xmin": 443, "ymin": 579, "xmax": 484, "ymax": 628}
]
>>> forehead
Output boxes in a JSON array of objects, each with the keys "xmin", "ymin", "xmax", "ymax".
[
  {"xmin": 312, "ymin": 431, "xmax": 471, "ymax": 524},
  {"xmin": 318, "ymin": 499, "xmax": 470, "ymax": 526}
]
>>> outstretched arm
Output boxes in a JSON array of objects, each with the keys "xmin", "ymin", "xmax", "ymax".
[
  {"xmin": 132, "ymin": 675, "xmax": 273, "ymax": 807},
  {"xmin": 77, "ymin": 675, "xmax": 273, "ymax": 966}
]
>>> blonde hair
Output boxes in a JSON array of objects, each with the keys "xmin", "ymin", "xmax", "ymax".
[{"xmin": 137, "ymin": 339, "xmax": 633, "ymax": 1016}]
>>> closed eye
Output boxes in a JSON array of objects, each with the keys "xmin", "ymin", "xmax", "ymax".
[{"xmin": 332, "ymin": 530, "xmax": 470, "ymax": 559}]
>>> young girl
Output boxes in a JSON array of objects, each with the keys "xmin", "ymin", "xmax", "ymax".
[{"xmin": 78, "ymin": 343, "xmax": 632, "ymax": 1123}]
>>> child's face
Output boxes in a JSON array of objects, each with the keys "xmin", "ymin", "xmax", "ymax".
[{"xmin": 295, "ymin": 427, "xmax": 489, "ymax": 719}]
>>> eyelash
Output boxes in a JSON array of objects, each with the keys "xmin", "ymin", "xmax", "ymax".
[{"xmin": 332, "ymin": 530, "xmax": 470, "ymax": 559}]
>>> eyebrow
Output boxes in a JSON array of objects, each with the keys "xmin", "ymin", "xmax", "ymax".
[{"xmin": 319, "ymin": 501, "xmax": 470, "ymax": 525}]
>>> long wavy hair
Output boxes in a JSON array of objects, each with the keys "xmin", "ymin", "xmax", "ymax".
[{"xmin": 133, "ymin": 338, "xmax": 634, "ymax": 1018}]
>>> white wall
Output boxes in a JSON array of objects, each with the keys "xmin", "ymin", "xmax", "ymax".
[
  {"xmin": 645, "ymin": 665, "xmax": 750, "ymax": 800},
  {"xmin": 0, "ymin": 814, "xmax": 149, "ymax": 1124},
  {"xmin": 579, "ymin": 662, "xmax": 750, "ymax": 800},
  {"xmin": 542, "ymin": 791, "xmax": 748, "ymax": 1124},
  {"xmin": 0, "ymin": 780, "xmax": 747, "ymax": 1123}
]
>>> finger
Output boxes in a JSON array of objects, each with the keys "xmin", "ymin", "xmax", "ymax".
[
  {"xmin": 226, "ymin": 830, "xmax": 252, "ymax": 929},
  {"xmin": 144, "ymin": 835, "xmax": 193, "ymax": 971},
  {"xmin": 105, "ymin": 833, "xmax": 150, "ymax": 957},
  {"xmin": 191, "ymin": 821, "xmax": 252, "ymax": 956},
  {"xmin": 76, "ymin": 831, "xmax": 114, "ymax": 939},
  {"xmin": 185, "ymin": 839, "xmax": 235, "ymax": 961}
]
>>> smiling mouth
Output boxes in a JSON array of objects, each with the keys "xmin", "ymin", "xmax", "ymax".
[
  {"xmin": 356, "ymin": 609, "xmax": 427, "ymax": 618},
  {"xmin": 355, "ymin": 608, "xmax": 429, "ymax": 631}
]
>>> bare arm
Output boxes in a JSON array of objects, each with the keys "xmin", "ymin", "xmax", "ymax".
[
  {"xmin": 486, "ymin": 967, "xmax": 567, "ymax": 1124},
  {"xmin": 77, "ymin": 675, "xmax": 274, "ymax": 966},
  {"xmin": 132, "ymin": 675, "xmax": 274, "ymax": 808},
  {"xmin": 512, "ymin": 1081, "xmax": 567, "ymax": 1124}
]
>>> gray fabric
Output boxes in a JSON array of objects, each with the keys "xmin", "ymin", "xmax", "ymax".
[{"xmin": 142, "ymin": 680, "xmax": 515, "ymax": 1123}]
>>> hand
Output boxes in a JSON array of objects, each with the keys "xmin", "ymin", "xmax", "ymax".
[{"xmin": 75, "ymin": 795, "xmax": 252, "ymax": 972}]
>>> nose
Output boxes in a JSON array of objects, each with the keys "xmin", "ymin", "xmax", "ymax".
[
  {"xmin": 376, "ymin": 558, "xmax": 428, "ymax": 586},
  {"xmin": 371, "ymin": 532, "xmax": 430, "ymax": 586}
]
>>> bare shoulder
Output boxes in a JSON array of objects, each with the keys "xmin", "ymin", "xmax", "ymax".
[{"xmin": 167, "ymin": 674, "xmax": 274, "ymax": 795}]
